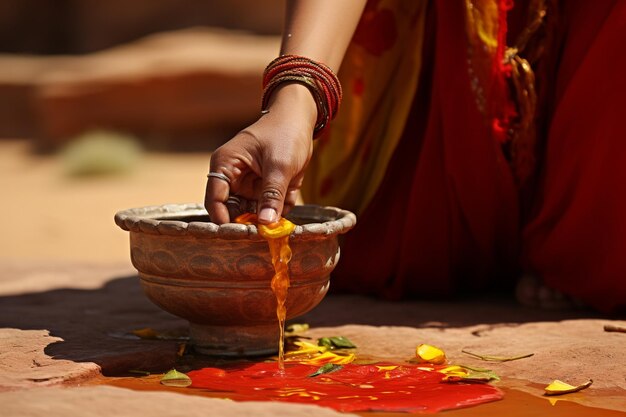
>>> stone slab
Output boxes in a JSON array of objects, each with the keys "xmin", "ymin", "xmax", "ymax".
[
  {"xmin": 1, "ymin": 386, "xmax": 355, "ymax": 417},
  {"xmin": 0, "ymin": 329, "xmax": 100, "ymax": 389}
]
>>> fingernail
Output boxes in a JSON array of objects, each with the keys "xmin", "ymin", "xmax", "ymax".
[{"xmin": 258, "ymin": 207, "xmax": 278, "ymax": 223}]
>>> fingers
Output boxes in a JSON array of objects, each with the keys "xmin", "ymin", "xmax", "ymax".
[
  {"xmin": 225, "ymin": 195, "xmax": 243, "ymax": 221},
  {"xmin": 206, "ymin": 161, "xmax": 303, "ymax": 224},
  {"xmin": 204, "ymin": 170, "xmax": 232, "ymax": 224},
  {"xmin": 225, "ymin": 195, "xmax": 258, "ymax": 220},
  {"xmin": 257, "ymin": 167, "xmax": 289, "ymax": 225},
  {"xmin": 282, "ymin": 188, "xmax": 300, "ymax": 216},
  {"xmin": 282, "ymin": 172, "xmax": 304, "ymax": 216}
]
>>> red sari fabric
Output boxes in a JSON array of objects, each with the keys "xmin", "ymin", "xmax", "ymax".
[
  {"xmin": 331, "ymin": 0, "xmax": 626, "ymax": 313},
  {"xmin": 522, "ymin": 0, "xmax": 626, "ymax": 313}
]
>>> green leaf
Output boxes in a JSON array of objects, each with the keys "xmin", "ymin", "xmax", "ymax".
[
  {"xmin": 308, "ymin": 363, "xmax": 343, "ymax": 377},
  {"xmin": 160, "ymin": 369, "xmax": 192, "ymax": 387},
  {"xmin": 465, "ymin": 367, "xmax": 500, "ymax": 382},
  {"xmin": 461, "ymin": 365, "xmax": 498, "ymax": 373},
  {"xmin": 317, "ymin": 336, "xmax": 357, "ymax": 349}
]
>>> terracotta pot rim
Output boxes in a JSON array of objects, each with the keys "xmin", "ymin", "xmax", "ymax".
[{"xmin": 114, "ymin": 203, "xmax": 356, "ymax": 240}]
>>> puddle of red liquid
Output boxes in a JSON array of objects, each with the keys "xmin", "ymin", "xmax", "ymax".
[
  {"xmin": 186, "ymin": 362, "xmax": 502, "ymax": 413},
  {"xmin": 367, "ymin": 387, "xmax": 626, "ymax": 417},
  {"xmin": 91, "ymin": 370, "xmax": 626, "ymax": 416}
]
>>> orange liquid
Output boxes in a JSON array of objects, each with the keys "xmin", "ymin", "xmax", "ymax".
[{"xmin": 235, "ymin": 213, "xmax": 295, "ymax": 371}]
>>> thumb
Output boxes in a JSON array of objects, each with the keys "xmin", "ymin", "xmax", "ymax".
[{"xmin": 257, "ymin": 168, "xmax": 289, "ymax": 224}]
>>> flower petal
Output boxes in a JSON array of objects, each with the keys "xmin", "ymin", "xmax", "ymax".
[
  {"xmin": 544, "ymin": 379, "xmax": 593, "ymax": 396},
  {"xmin": 415, "ymin": 344, "xmax": 447, "ymax": 364}
]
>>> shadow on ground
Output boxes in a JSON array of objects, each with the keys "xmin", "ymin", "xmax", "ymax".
[
  {"xmin": 0, "ymin": 270, "xmax": 605, "ymax": 376},
  {"xmin": 0, "ymin": 275, "xmax": 185, "ymax": 375}
]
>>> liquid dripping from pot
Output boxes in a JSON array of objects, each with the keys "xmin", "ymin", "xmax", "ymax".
[{"xmin": 236, "ymin": 213, "xmax": 296, "ymax": 372}]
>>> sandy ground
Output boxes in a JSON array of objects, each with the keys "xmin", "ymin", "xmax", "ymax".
[{"xmin": 0, "ymin": 139, "xmax": 209, "ymax": 264}]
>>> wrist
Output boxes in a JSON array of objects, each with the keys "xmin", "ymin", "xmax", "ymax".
[{"xmin": 265, "ymin": 83, "xmax": 318, "ymax": 131}]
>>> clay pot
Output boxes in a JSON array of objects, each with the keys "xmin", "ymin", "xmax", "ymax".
[{"xmin": 114, "ymin": 203, "xmax": 356, "ymax": 356}]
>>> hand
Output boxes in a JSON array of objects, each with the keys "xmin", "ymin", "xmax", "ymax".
[{"xmin": 204, "ymin": 84, "xmax": 316, "ymax": 224}]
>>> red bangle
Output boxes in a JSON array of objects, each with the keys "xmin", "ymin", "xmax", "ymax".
[{"xmin": 262, "ymin": 55, "xmax": 342, "ymax": 137}]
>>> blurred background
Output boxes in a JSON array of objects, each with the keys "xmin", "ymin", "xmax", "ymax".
[{"xmin": 0, "ymin": 0, "xmax": 283, "ymax": 265}]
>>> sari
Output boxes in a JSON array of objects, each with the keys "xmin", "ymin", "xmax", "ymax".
[{"xmin": 301, "ymin": 0, "xmax": 626, "ymax": 313}]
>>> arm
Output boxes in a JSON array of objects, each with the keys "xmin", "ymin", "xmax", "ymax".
[
  {"xmin": 204, "ymin": 0, "xmax": 366, "ymax": 224},
  {"xmin": 281, "ymin": 0, "xmax": 367, "ymax": 70}
]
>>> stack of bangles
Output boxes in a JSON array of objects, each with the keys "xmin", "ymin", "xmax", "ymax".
[{"xmin": 262, "ymin": 54, "xmax": 342, "ymax": 138}]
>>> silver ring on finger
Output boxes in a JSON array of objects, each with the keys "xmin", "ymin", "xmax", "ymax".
[
  {"xmin": 226, "ymin": 195, "xmax": 242, "ymax": 207},
  {"xmin": 207, "ymin": 172, "xmax": 231, "ymax": 184}
]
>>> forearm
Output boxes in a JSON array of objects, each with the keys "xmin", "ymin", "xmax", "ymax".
[
  {"xmin": 267, "ymin": 1, "xmax": 366, "ymax": 127},
  {"xmin": 281, "ymin": 0, "xmax": 367, "ymax": 72}
]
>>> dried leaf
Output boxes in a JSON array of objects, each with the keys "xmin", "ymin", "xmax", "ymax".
[
  {"xmin": 461, "ymin": 349, "xmax": 534, "ymax": 362},
  {"xmin": 544, "ymin": 379, "xmax": 593, "ymax": 396},
  {"xmin": 160, "ymin": 369, "xmax": 192, "ymax": 387},
  {"xmin": 318, "ymin": 336, "xmax": 357, "ymax": 349},
  {"xmin": 128, "ymin": 369, "xmax": 150, "ymax": 376},
  {"xmin": 132, "ymin": 328, "xmax": 159, "ymax": 339},
  {"xmin": 309, "ymin": 363, "xmax": 343, "ymax": 377},
  {"xmin": 415, "ymin": 344, "xmax": 447, "ymax": 365}
]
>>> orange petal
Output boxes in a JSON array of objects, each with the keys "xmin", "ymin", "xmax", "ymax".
[
  {"xmin": 258, "ymin": 218, "xmax": 296, "ymax": 239},
  {"xmin": 234, "ymin": 212, "xmax": 258, "ymax": 224}
]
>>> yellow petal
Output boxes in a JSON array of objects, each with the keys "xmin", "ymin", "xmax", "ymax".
[
  {"xmin": 438, "ymin": 365, "xmax": 469, "ymax": 377},
  {"xmin": 285, "ymin": 340, "xmax": 327, "ymax": 357},
  {"xmin": 301, "ymin": 351, "xmax": 355, "ymax": 366},
  {"xmin": 295, "ymin": 340, "xmax": 322, "ymax": 350},
  {"xmin": 544, "ymin": 379, "xmax": 593, "ymax": 396},
  {"xmin": 416, "ymin": 344, "xmax": 447, "ymax": 365}
]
